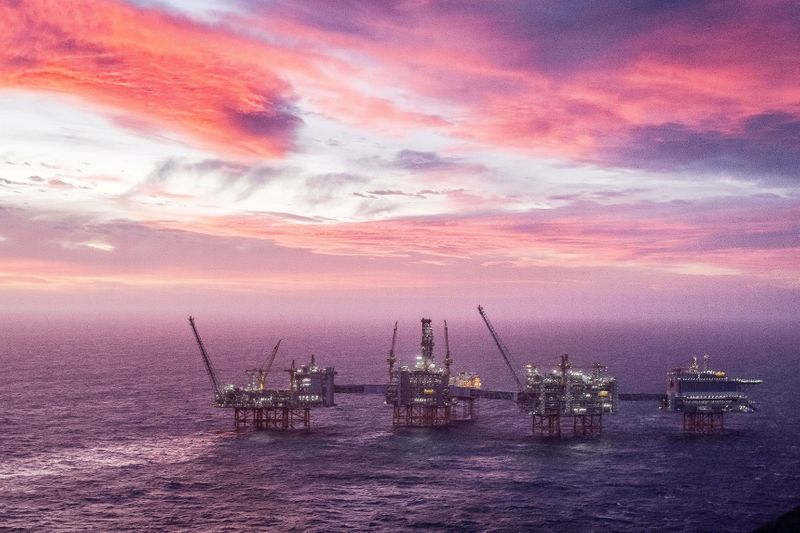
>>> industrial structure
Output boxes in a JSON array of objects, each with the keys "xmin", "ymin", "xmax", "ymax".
[
  {"xmin": 478, "ymin": 305, "xmax": 618, "ymax": 436},
  {"xmin": 664, "ymin": 355, "xmax": 762, "ymax": 432},
  {"xmin": 189, "ymin": 316, "xmax": 336, "ymax": 430},
  {"xmin": 385, "ymin": 318, "xmax": 481, "ymax": 427},
  {"xmin": 187, "ymin": 314, "xmax": 765, "ymax": 437}
]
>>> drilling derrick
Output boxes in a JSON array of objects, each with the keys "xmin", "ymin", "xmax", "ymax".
[
  {"xmin": 478, "ymin": 306, "xmax": 618, "ymax": 437},
  {"xmin": 420, "ymin": 318, "xmax": 435, "ymax": 370},
  {"xmin": 664, "ymin": 355, "xmax": 762, "ymax": 433},
  {"xmin": 385, "ymin": 318, "xmax": 480, "ymax": 427},
  {"xmin": 188, "ymin": 317, "xmax": 336, "ymax": 431}
]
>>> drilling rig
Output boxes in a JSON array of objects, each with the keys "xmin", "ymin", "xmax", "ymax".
[
  {"xmin": 384, "ymin": 318, "xmax": 480, "ymax": 427},
  {"xmin": 189, "ymin": 317, "xmax": 336, "ymax": 430},
  {"xmin": 477, "ymin": 306, "xmax": 618, "ymax": 436}
]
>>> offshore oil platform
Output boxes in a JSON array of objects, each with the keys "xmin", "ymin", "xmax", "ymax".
[
  {"xmin": 189, "ymin": 317, "xmax": 336, "ymax": 430},
  {"xmin": 478, "ymin": 306, "xmax": 618, "ymax": 436},
  {"xmin": 385, "ymin": 318, "xmax": 481, "ymax": 427},
  {"xmin": 189, "ymin": 313, "xmax": 764, "ymax": 437},
  {"xmin": 663, "ymin": 354, "xmax": 762, "ymax": 433}
]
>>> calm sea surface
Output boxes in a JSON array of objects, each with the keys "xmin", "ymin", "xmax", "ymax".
[{"xmin": 1, "ymin": 316, "xmax": 798, "ymax": 531}]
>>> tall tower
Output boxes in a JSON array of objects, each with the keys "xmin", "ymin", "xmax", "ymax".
[
  {"xmin": 443, "ymin": 320, "xmax": 453, "ymax": 380},
  {"xmin": 418, "ymin": 318, "xmax": 435, "ymax": 370}
]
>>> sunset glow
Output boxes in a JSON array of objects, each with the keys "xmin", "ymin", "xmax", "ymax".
[{"xmin": 1, "ymin": 0, "xmax": 798, "ymax": 320}]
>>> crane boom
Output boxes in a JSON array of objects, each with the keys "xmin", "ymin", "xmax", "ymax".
[
  {"xmin": 261, "ymin": 339, "xmax": 282, "ymax": 388},
  {"xmin": 477, "ymin": 305, "xmax": 524, "ymax": 391},
  {"xmin": 443, "ymin": 320, "xmax": 453, "ymax": 377},
  {"xmin": 387, "ymin": 321, "xmax": 398, "ymax": 379},
  {"xmin": 188, "ymin": 316, "xmax": 221, "ymax": 396}
]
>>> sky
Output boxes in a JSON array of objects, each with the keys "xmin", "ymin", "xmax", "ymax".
[{"xmin": 0, "ymin": 0, "xmax": 798, "ymax": 322}]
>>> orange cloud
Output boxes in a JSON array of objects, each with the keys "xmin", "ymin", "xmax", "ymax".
[{"xmin": 0, "ymin": 0, "xmax": 301, "ymax": 157}]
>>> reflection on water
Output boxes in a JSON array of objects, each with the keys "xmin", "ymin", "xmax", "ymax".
[{"xmin": 0, "ymin": 435, "xmax": 218, "ymax": 482}]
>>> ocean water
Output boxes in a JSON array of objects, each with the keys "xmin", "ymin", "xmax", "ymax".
[{"xmin": 1, "ymin": 316, "xmax": 798, "ymax": 532}]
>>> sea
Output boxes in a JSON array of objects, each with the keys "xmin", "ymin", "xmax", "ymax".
[{"xmin": 1, "ymin": 316, "xmax": 798, "ymax": 532}]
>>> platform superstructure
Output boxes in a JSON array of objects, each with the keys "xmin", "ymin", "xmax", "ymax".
[
  {"xmin": 189, "ymin": 316, "xmax": 336, "ymax": 430},
  {"xmin": 521, "ymin": 356, "xmax": 617, "ymax": 436},
  {"xmin": 450, "ymin": 371, "xmax": 482, "ymax": 389},
  {"xmin": 665, "ymin": 355, "xmax": 762, "ymax": 432},
  {"xmin": 385, "ymin": 318, "xmax": 480, "ymax": 427},
  {"xmin": 478, "ymin": 305, "xmax": 618, "ymax": 436}
]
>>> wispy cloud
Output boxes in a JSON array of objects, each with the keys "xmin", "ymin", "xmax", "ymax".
[
  {"xmin": 303, "ymin": 173, "xmax": 368, "ymax": 205},
  {"xmin": 391, "ymin": 150, "xmax": 486, "ymax": 175},
  {"xmin": 125, "ymin": 158, "xmax": 280, "ymax": 202},
  {"xmin": 152, "ymin": 194, "xmax": 800, "ymax": 286}
]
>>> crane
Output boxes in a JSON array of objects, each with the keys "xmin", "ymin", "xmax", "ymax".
[
  {"xmin": 443, "ymin": 320, "xmax": 453, "ymax": 379},
  {"xmin": 246, "ymin": 339, "xmax": 282, "ymax": 391},
  {"xmin": 387, "ymin": 321, "xmax": 398, "ymax": 379},
  {"xmin": 477, "ymin": 305, "xmax": 524, "ymax": 392},
  {"xmin": 259, "ymin": 339, "xmax": 282, "ymax": 391},
  {"xmin": 188, "ymin": 316, "xmax": 222, "ymax": 398}
]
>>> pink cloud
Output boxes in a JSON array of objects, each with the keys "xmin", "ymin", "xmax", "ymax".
[
  {"xmin": 153, "ymin": 195, "xmax": 800, "ymax": 287},
  {"xmin": 6, "ymin": 0, "xmax": 796, "ymax": 176},
  {"xmin": 235, "ymin": 1, "xmax": 800, "ymax": 171},
  {"xmin": 1, "ymin": 202, "xmax": 797, "ymax": 320},
  {"xmin": 0, "ymin": 0, "xmax": 301, "ymax": 158}
]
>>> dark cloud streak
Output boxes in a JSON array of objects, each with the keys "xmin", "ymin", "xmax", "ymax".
[
  {"xmin": 603, "ymin": 112, "xmax": 800, "ymax": 183},
  {"xmin": 391, "ymin": 150, "xmax": 486, "ymax": 175}
]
